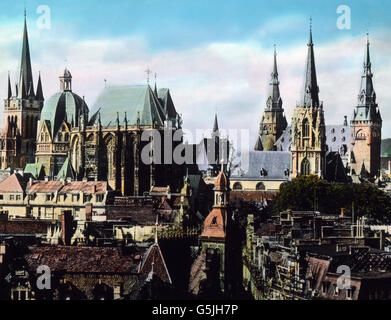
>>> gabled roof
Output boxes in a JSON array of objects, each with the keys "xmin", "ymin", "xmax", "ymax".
[
  {"xmin": 0, "ymin": 173, "xmax": 25, "ymax": 193},
  {"xmin": 157, "ymin": 88, "xmax": 177, "ymax": 120},
  {"xmin": 56, "ymin": 158, "xmax": 75, "ymax": 181},
  {"xmin": 139, "ymin": 243, "xmax": 172, "ymax": 284},
  {"xmin": 24, "ymin": 162, "xmax": 44, "ymax": 180},
  {"xmin": 92, "ymin": 85, "xmax": 166, "ymax": 127}
]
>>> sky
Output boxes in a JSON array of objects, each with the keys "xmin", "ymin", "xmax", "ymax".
[{"xmin": 0, "ymin": 0, "xmax": 391, "ymax": 144}]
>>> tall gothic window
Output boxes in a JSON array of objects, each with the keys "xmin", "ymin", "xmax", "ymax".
[
  {"xmin": 301, "ymin": 158, "xmax": 311, "ymax": 176},
  {"xmin": 303, "ymin": 119, "xmax": 310, "ymax": 138}
]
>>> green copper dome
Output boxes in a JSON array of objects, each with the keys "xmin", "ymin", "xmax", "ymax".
[{"xmin": 40, "ymin": 90, "xmax": 89, "ymax": 136}]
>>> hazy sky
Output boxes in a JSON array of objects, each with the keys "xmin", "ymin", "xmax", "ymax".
[{"xmin": 1, "ymin": 0, "xmax": 391, "ymax": 143}]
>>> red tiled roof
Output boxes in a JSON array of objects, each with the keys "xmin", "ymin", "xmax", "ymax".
[
  {"xmin": 229, "ymin": 190, "xmax": 278, "ymax": 203},
  {"xmin": 59, "ymin": 181, "xmax": 107, "ymax": 194},
  {"xmin": 24, "ymin": 246, "xmax": 148, "ymax": 274},
  {"xmin": 200, "ymin": 207, "xmax": 227, "ymax": 240},
  {"xmin": 139, "ymin": 243, "xmax": 172, "ymax": 283},
  {"xmin": 0, "ymin": 220, "xmax": 52, "ymax": 234},
  {"xmin": 0, "ymin": 173, "xmax": 25, "ymax": 193},
  {"xmin": 27, "ymin": 181, "xmax": 63, "ymax": 193}
]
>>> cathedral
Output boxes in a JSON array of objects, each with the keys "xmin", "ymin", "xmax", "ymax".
[
  {"xmin": 0, "ymin": 14, "xmax": 186, "ymax": 196},
  {"xmin": 253, "ymin": 25, "xmax": 382, "ymax": 182}
]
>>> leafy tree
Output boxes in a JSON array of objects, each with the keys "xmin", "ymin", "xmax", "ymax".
[{"xmin": 275, "ymin": 175, "xmax": 391, "ymax": 223}]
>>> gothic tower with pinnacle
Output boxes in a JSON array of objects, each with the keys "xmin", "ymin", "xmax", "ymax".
[
  {"xmin": 254, "ymin": 46, "xmax": 287, "ymax": 151},
  {"xmin": 349, "ymin": 35, "xmax": 382, "ymax": 178},
  {"xmin": 0, "ymin": 12, "xmax": 44, "ymax": 169},
  {"xmin": 291, "ymin": 24, "xmax": 327, "ymax": 178}
]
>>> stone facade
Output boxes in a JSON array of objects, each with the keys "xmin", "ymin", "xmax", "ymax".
[
  {"xmin": 349, "ymin": 38, "xmax": 382, "ymax": 178},
  {"xmin": 291, "ymin": 29, "xmax": 327, "ymax": 178}
]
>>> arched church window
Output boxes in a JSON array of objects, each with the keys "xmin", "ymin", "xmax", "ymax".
[
  {"xmin": 303, "ymin": 119, "xmax": 310, "ymax": 138},
  {"xmin": 301, "ymin": 158, "xmax": 311, "ymax": 176},
  {"xmin": 40, "ymin": 133, "xmax": 44, "ymax": 142},
  {"xmin": 65, "ymin": 133, "xmax": 69, "ymax": 141},
  {"xmin": 233, "ymin": 182, "xmax": 243, "ymax": 190},
  {"xmin": 58, "ymin": 133, "xmax": 62, "ymax": 142},
  {"xmin": 45, "ymin": 133, "xmax": 49, "ymax": 142},
  {"xmin": 256, "ymin": 182, "xmax": 265, "ymax": 190}
]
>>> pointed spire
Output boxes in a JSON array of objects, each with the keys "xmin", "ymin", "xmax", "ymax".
[
  {"xmin": 356, "ymin": 33, "xmax": 377, "ymax": 111},
  {"xmin": 124, "ymin": 111, "xmax": 128, "ymax": 130},
  {"xmin": 213, "ymin": 113, "xmax": 219, "ymax": 133},
  {"xmin": 154, "ymin": 73, "xmax": 158, "ymax": 96},
  {"xmin": 36, "ymin": 72, "xmax": 44, "ymax": 100},
  {"xmin": 254, "ymin": 135, "xmax": 264, "ymax": 151},
  {"xmin": 19, "ymin": 11, "xmax": 34, "ymax": 98},
  {"xmin": 7, "ymin": 72, "xmax": 12, "ymax": 99},
  {"xmin": 303, "ymin": 18, "xmax": 319, "ymax": 108},
  {"xmin": 267, "ymin": 44, "xmax": 282, "ymax": 109}
]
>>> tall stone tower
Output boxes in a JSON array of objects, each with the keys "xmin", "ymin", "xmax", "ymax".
[
  {"xmin": 254, "ymin": 47, "xmax": 287, "ymax": 151},
  {"xmin": 199, "ymin": 168, "xmax": 230, "ymax": 294},
  {"xmin": 349, "ymin": 36, "xmax": 382, "ymax": 178},
  {"xmin": 0, "ymin": 13, "xmax": 44, "ymax": 169},
  {"xmin": 291, "ymin": 26, "xmax": 327, "ymax": 178}
]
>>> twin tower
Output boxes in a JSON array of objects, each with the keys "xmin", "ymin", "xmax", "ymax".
[{"xmin": 255, "ymin": 27, "xmax": 382, "ymax": 179}]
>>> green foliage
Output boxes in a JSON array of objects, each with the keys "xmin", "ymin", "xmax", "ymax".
[{"xmin": 275, "ymin": 175, "xmax": 391, "ymax": 223}]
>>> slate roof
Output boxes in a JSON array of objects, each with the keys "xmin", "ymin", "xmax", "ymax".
[
  {"xmin": 91, "ymin": 85, "xmax": 166, "ymax": 127},
  {"xmin": 41, "ymin": 90, "xmax": 89, "ymax": 136},
  {"xmin": 0, "ymin": 173, "xmax": 25, "ymax": 193},
  {"xmin": 274, "ymin": 124, "xmax": 350, "ymax": 153},
  {"xmin": 231, "ymin": 151, "xmax": 290, "ymax": 180}
]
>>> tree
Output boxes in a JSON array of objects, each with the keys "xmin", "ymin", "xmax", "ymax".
[{"xmin": 275, "ymin": 175, "xmax": 391, "ymax": 223}]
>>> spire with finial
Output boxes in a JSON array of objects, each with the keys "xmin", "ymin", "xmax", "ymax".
[
  {"xmin": 19, "ymin": 9, "xmax": 34, "ymax": 99},
  {"xmin": 266, "ymin": 43, "xmax": 282, "ymax": 110},
  {"xmin": 302, "ymin": 17, "xmax": 319, "ymax": 108}
]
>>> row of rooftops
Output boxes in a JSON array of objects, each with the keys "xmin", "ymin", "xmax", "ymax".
[{"xmin": 0, "ymin": 173, "xmax": 108, "ymax": 195}]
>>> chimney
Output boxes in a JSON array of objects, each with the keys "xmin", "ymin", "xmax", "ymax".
[
  {"xmin": 29, "ymin": 177, "xmax": 33, "ymax": 187},
  {"xmin": 340, "ymin": 208, "xmax": 345, "ymax": 218},
  {"xmin": 44, "ymin": 176, "xmax": 49, "ymax": 182},
  {"xmin": 61, "ymin": 210, "xmax": 73, "ymax": 246}
]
